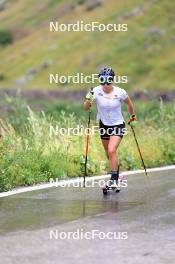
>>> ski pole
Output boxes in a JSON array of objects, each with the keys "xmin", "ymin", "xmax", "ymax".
[
  {"xmin": 84, "ymin": 89, "xmax": 93, "ymax": 187},
  {"xmin": 129, "ymin": 123, "xmax": 148, "ymax": 177},
  {"xmin": 84, "ymin": 109, "xmax": 91, "ymax": 187}
]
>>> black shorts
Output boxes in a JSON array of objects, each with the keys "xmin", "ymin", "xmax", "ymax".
[{"xmin": 99, "ymin": 120, "xmax": 126, "ymax": 140}]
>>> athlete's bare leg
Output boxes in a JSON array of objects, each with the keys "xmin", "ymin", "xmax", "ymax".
[
  {"xmin": 108, "ymin": 136, "xmax": 122, "ymax": 171},
  {"xmin": 101, "ymin": 139, "xmax": 109, "ymax": 159}
]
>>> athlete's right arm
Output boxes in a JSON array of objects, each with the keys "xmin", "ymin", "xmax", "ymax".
[
  {"xmin": 83, "ymin": 90, "xmax": 94, "ymax": 111},
  {"xmin": 83, "ymin": 100, "xmax": 92, "ymax": 111}
]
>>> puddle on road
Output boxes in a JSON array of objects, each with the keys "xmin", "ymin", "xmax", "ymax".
[
  {"xmin": 0, "ymin": 169, "xmax": 174, "ymax": 235},
  {"xmin": 0, "ymin": 188, "xmax": 144, "ymax": 235}
]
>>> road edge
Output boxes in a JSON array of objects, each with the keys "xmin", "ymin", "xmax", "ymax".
[{"xmin": 0, "ymin": 165, "xmax": 175, "ymax": 198}]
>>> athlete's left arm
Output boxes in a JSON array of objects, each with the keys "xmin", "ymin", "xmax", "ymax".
[{"xmin": 124, "ymin": 96, "xmax": 136, "ymax": 118}]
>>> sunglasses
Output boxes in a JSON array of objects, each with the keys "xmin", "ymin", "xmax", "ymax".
[{"xmin": 99, "ymin": 75, "xmax": 113, "ymax": 85}]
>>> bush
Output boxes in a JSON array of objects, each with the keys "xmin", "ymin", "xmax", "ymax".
[
  {"xmin": 0, "ymin": 74, "xmax": 5, "ymax": 81},
  {"xmin": 0, "ymin": 30, "xmax": 13, "ymax": 46}
]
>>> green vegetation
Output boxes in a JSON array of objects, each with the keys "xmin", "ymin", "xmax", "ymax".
[
  {"xmin": 0, "ymin": 0, "xmax": 174, "ymax": 90},
  {"xmin": 0, "ymin": 30, "xmax": 13, "ymax": 46},
  {"xmin": 0, "ymin": 95, "xmax": 174, "ymax": 192}
]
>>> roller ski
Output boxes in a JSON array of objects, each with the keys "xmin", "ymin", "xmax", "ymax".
[{"xmin": 102, "ymin": 170, "xmax": 121, "ymax": 195}]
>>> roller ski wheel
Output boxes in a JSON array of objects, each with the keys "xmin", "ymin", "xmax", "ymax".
[{"xmin": 102, "ymin": 187, "xmax": 108, "ymax": 195}]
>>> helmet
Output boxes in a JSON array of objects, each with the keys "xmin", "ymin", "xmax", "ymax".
[{"xmin": 98, "ymin": 67, "xmax": 115, "ymax": 84}]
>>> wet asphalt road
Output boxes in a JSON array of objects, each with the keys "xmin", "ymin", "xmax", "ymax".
[{"xmin": 0, "ymin": 169, "xmax": 175, "ymax": 264}]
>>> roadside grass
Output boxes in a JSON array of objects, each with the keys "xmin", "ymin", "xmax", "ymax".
[{"xmin": 0, "ymin": 96, "xmax": 174, "ymax": 192}]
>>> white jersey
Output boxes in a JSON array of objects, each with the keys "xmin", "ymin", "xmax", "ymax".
[{"xmin": 93, "ymin": 85, "xmax": 128, "ymax": 126}]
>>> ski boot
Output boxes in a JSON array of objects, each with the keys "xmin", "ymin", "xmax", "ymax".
[{"xmin": 102, "ymin": 170, "xmax": 120, "ymax": 195}]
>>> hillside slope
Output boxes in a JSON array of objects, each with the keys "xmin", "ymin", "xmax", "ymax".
[{"xmin": 0, "ymin": 0, "xmax": 174, "ymax": 91}]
